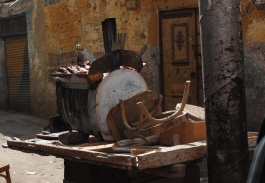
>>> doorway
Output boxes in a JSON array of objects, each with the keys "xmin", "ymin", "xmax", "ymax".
[
  {"xmin": 159, "ymin": 8, "xmax": 203, "ymax": 111},
  {"xmin": 5, "ymin": 35, "xmax": 31, "ymax": 113}
]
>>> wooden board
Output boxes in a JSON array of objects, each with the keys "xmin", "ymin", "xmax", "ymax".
[
  {"xmin": 248, "ymin": 132, "xmax": 258, "ymax": 148},
  {"xmin": 36, "ymin": 131, "xmax": 69, "ymax": 140},
  {"xmin": 7, "ymin": 139, "xmax": 207, "ymax": 170},
  {"xmin": 160, "ymin": 121, "xmax": 206, "ymax": 146},
  {"xmin": 76, "ymin": 142, "xmax": 116, "ymax": 152},
  {"xmin": 136, "ymin": 141, "xmax": 207, "ymax": 170},
  {"xmin": 115, "ymin": 134, "xmax": 160, "ymax": 147},
  {"xmin": 7, "ymin": 133, "xmax": 257, "ymax": 170},
  {"xmin": 7, "ymin": 140, "xmax": 135, "ymax": 168},
  {"xmin": 136, "ymin": 133, "xmax": 257, "ymax": 170},
  {"xmin": 176, "ymin": 103, "xmax": 205, "ymax": 121}
]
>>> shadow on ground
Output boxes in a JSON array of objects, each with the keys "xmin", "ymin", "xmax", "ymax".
[
  {"xmin": 0, "ymin": 109, "xmax": 64, "ymax": 183},
  {"xmin": 0, "ymin": 110, "xmax": 48, "ymax": 140}
]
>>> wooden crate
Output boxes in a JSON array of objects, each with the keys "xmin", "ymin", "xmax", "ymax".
[{"xmin": 160, "ymin": 121, "xmax": 206, "ymax": 146}]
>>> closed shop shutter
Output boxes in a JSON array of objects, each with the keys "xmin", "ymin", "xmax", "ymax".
[{"xmin": 5, "ymin": 35, "xmax": 31, "ymax": 113}]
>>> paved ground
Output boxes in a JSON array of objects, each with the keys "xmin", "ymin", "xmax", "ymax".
[
  {"xmin": 0, "ymin": 110, "xmax": 63, "ymax": 183},
  {"xmin": 0, "ymin": 109, "xmax": 208, "ymax": 183}
]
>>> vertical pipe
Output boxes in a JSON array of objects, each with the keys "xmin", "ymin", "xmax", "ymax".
[{"xmin": 198, "ymin": 0, "xmax": 249, "ymax": 182}]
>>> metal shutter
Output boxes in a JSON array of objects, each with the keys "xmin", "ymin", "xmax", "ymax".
[{"xmin": 5, "ymin": 35, "xmax": 31, "ymax": 113}]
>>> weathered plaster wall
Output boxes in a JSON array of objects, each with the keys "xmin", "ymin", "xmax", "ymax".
[
  {"xmin": 37, "ymin": 0, "xmax": 198, "ymax": 117},
  {"xmin": 43, "ymin": 0, "xmax": 198, "ymax": 92},
  {"xmin": 241, "ymin": 0, "xmax": 265, "ymax": 131},
  {"xmin": 1, "ymin": 0, "xmax": 199, "ymax": 118},
  {"xmin": 0, "ymin": 0, "xmax": 57, "ymax": 117},
  {"xmin": 31, "ymin": 0, "xmax": 265, "ymax": 128},
  {"xmin": 30, "ymin": 0, "xmax": 57, "ymax": 117}
]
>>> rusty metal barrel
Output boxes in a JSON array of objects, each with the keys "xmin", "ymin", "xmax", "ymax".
[{"xmin": 53, "ymin": 69, "xmax": 148, "ymax": 141}]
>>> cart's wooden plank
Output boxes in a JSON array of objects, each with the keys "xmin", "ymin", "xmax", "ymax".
[
  {"xmin": 115, "ymin": 134, "xmax": 160, "ymax": 147},
  {"xmin": 176, "ymin": 103, "xmax": 205, "ymax": 121},
  {"xmin": 7, "ymin": 135, "xmax": 257, "ymax": 171},
  {"xmin": 76, "ymin": 143, "xmax": 116, "ymax": 152},
  {"xmin": 7, "ymin": 140, "xmax": 136, "ymax": 167},
  {"xmin": 136, "ymin": 135, "xmax": 258, "ymax": 170},
  {"xmin": 248, "ymin": 136, "xmax": 257, "ymax": 148},
  {"xmin": 136, "ymin": 141, "xmax": 207, "ymax": 170}
]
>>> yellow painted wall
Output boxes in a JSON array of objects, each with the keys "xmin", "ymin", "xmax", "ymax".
[
  {"xmin": 242, "ymin": 0, "xmax": 265, "ymax": 42},
  {"xmin": 44, "ymin": 0, "xmax": 197, "ymax": 53},
  {"xmin": 38, "ymin": 0, "xmax": 199, "ymax": 108},
  {"xmin": 1, "ymin": 0, "xmax": 265, "ymax": 130}
]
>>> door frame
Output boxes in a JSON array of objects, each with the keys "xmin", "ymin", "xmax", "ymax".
[{"xmin": 158, "ymin": 7, "xmax": 200, "ymax": 109}]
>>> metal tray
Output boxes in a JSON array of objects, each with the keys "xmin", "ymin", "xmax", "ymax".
[{"xmin": 50, "ymin": 73, "xmax": 90, "ymax": 89}]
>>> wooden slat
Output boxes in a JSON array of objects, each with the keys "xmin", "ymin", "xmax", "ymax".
[
  {"xmin": 115, "ymin": 134, "xmax": 160, "ymax": 147},
  {"xmin": 248, "ymin": 135, "xmax": 258, "ymax": 148},
  {"xmin": 7, "ymin": 140, "xmax": 135, "ymax": 168},
  {"xmin": 136, "ymin": 141, "xmax": 207, "ymax": 170},
  {"xmin": 176, "ymin": 103, "xmax": 205, "ymax": 121},
  {"xmin": 136, "ymin": 134, "xmax": 258, "ymax": 170},
  {"xmin": 77, "ymin": 143, "xmax": 116, "ymax": 152}
]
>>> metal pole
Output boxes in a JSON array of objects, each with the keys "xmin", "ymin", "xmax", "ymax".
[{"xmin": 198, "ymin": 1, "xmax": 249, "ymax": 182}]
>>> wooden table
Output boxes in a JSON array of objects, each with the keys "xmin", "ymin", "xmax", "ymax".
[{"xmin": 7, "ymin": 134, "xmax": 257, "ymax": 183}]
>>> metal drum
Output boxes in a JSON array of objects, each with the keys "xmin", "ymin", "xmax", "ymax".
[{"xmin": 54, "ymin": 69, "xmax": 148, "ymax": 141}]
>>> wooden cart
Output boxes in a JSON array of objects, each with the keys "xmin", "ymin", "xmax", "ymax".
[{"xmin": 7, "ymin": 132, "xmax": 257, "ymax": 183}]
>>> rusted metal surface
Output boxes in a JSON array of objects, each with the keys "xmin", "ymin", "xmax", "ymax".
[
  {"xmin": 54, "ymin": 68, "xmax": 148, "ymax": 140},
  {"xmin": 51, "ymin": 74, "xmax": 89, "ymax": 89},
  {"xmin": 199, "ymin": 0, "xmax": 249, "ymax": 182},
  {"xmin": 56, "ymin": 82, "xmax": 99, "ymax": 136}
]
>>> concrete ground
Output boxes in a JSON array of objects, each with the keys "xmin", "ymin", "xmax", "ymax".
[
  {"xmin": 0, "ymin": 110, "xmax": 63, "ymax": 183},
  {"xmin": 0, "ymin": 109, "xmax": 208, "ymax": 183}
]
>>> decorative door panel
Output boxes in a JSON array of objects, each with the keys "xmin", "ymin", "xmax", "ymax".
[{"xmin": 160, "ymin": 9, "xmax": 202, "ymax": 110}]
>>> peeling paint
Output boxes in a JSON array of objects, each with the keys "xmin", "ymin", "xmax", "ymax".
[{"xmin": 245, "ymin": 19, "xmax": 265, "ymax": 42}]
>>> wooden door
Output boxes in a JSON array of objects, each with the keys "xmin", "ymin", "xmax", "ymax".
[{"xmin": 159, "ymin": 9, "xmax": 202, "ymax": 111}]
